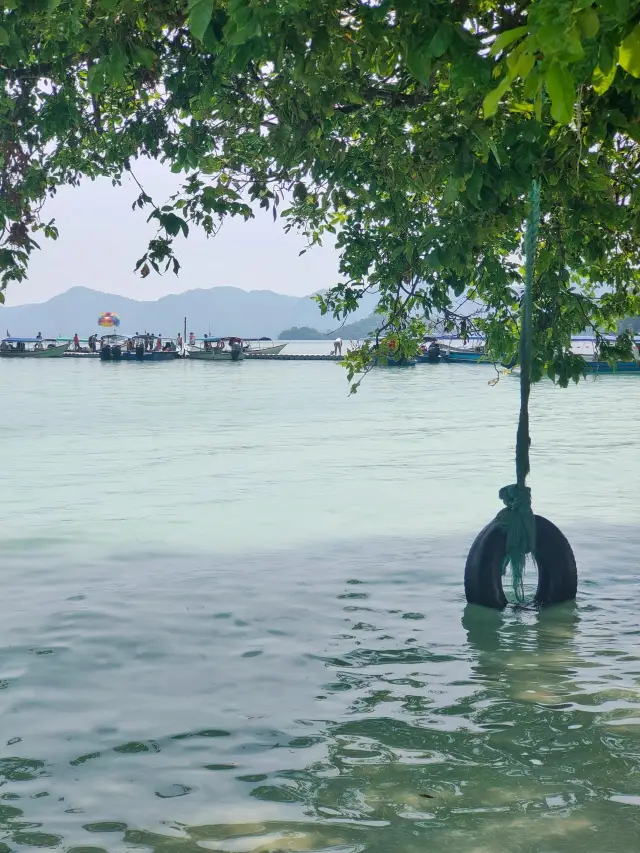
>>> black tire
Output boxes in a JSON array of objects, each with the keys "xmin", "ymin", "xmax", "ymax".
[
  {"xmin": 111, "ymin": 345, "xmax": 122, "ymax": 361},
  {"xmin": 464, "ymin": 514, "xmax": 577, "ymax": 609},
  {"xmin": 100, "ymin": 344, "xmax": 112, "ymax": 361}
]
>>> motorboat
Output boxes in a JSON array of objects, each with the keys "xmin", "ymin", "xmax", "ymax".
[
  {"xmin": 586, "ymin": 359, "xmax": 640, "ymax": 374},
  {"xmin": 0, "ymin": 337, "xmax": 70, "ymax": 357},
  {"xmin": 187, "ymin": 337, "xmax": 245, "ymax": 361},
  {"xmin": 243, "ymin": 338, "xmax": 287, "ymax": 356},
  {"xmin": 442, "ymin": 343, "xmax": 485, "ymax": 363},
  {"xmin": 416, "ymin": 338, "xmax": 443, "ymax": 363},
  {"xmin": 374, "ymin": 355, "xmax": 417, "ymax": 367},
  {"xmin": 100, "ymin": 334, "xmax": 178, "ymax": 361}
]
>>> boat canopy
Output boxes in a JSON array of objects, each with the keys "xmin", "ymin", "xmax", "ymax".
[
  {"xmin": 130, "ymin": 333, "xmax": 175, "ymax": 341},
  {"xmin": 2, "ymin": 337, "xmax": 54, "ymax": 343},
  {"xmin": 196, "ymin": 336, "xmax": 244, "ymax": 342},
  {"xmin": 194, "ymin": 336, "xmax": 273, "ymax": 342}
]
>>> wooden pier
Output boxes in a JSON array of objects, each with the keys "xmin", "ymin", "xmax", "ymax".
[
  {"xmin": 245, "ymin": 352, "xmax": 342, "ymax": 361},
  {"xmin": 62, "ymin": 351, "xmax": 342, "ymax": 362}
]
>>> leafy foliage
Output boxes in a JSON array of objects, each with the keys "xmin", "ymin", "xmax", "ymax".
[{"xmin": 1, "ymin": 0, "xmax": 640, "ymax": 383}]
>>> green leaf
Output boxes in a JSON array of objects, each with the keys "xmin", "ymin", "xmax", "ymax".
[
  {"xmin": 407, "ymin": 41, "xmax": 432, "ymax": 84},
  {"xmin": 599, "ymin": 37, "xmax": 615, "ymax": 74},
  {"xmin": 131, "ymin": 45, "xmax": 157, "ymax": 68},
  {"xmin": 523, "ymin": 66, "xmax": 542, "ymax": 99},
  {"xmin": 606, "ymin": 108, "xmax": 628, "ymax": 129},
  {"xmin": 545, "ymin": 63, "xmax": 575, "ymax": 124},
  {"xmin": 188, "ymin": 0, "xmax": 214, "ymax": 41},
  {"xmin": 489, "ymin": 26, "xmax": 528, "ymax": 57},
  {"xmin": 515, "ymin": 50, "xmax": 535, "ymax": 80},
  {"xmin": 534, "ymin": 87, "xmax": 543, "ymax": 121},
  {"xmin": 0, "ymin": 26, "xmax": 9, "ymax": 46},
  {"xmin": 577, "ymin": 8, "xmax": 599, "ymax": 39},
  {"xmin": 202, "ymin": 23, "xmax": 219, "ymax": 51},
  {"xmin": 506, "ymin": 41, "xmax": 525, "ymax": 71},
  {"xmin": 486, "ymin": 52, "xmax": 533, "ymax": 120},
  {"xmin": 592, "ymin": 59, "xmax": 617, "ymax": 95},
  {"xmin": 86, "ymin": 63, "xmax": 106, "ymax": 94},
  {"xmin": 428, "ymin": 23, "xmax": 451, "ymax": 58},
  {"xmin": 442, "ymin": 179, "xmax": 459, "ymax": 205},
  {"xmin": 466, "ymin": 167, "xmax": 483, "ymax": 204},
  {"xmin": 160, "ymin": 212, "xmax": 187, "ymax": 237},
  {"xmin": 619, "ymin": 25, "xmax": 640, "ymax": 78},
  {"xmin": 108, "ymin": 45, "xmax": 127, "ymax": 83},
  {"xmin": 226, "ymin": 18, "xmax": 262, "ymax": 46},
  {"xmin": 510, "ymin": 101, "xmax": 534, "ymax": 113},
  {"xmin": 483, "ymin": 75, "xmax": 513, "ymax": 118},
  {"xmin": 341, "ymin": 87, "xmax": 365, "ymax": 105},
  {"xmin": 559, "ymin": 25, "xmax": 584, "ymax": 62}
]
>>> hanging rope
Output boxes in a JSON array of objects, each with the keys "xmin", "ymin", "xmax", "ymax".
[{"xmin": 494, "ymin": 179, "xmax": 540, "ymax": 603}]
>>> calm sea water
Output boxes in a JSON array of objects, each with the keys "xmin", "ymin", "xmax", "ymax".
[{"xmin": 1, "ymin": 351, "xmax": 640, "ymax": 853}]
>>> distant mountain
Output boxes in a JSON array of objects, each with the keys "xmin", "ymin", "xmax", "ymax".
[
  {"xmin": 279, "ymin": 326, "xmax": 327, "ymax": 340},
  {"xmin": 279, "ymin": 314, "xmax": 381, "ymax": 340},
  {"xmin": 332, "ymin": 315, "xmax": 381, "ymax": 339},
  {"xmin": 0, "ymin": 286, "xmax": 378, "ymax": 339}
]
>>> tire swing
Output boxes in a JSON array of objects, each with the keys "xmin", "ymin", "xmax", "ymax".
[{"xmin": 464, "ymin": 181, "xmax": 577, "ymax": 609}]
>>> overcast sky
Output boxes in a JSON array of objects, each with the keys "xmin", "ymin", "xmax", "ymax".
[{"xmin": 6, "ymin": 158, "xmax": 340, "ymax": 306}]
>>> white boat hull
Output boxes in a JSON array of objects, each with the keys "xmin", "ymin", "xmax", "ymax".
[
  {"xmin": 246, "ymin": 343, "xmax": 286, "ymax": 355},
  {"xmin": 187, "ymin": 349, "xmax": 244, "ymax": 361}
]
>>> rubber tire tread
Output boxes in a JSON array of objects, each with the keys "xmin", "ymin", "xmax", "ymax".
[{"xmin": 464, "ymin": 514, "xmax": 577, "ymax": 609}]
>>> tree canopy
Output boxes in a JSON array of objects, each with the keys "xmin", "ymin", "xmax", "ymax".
[{"xmin": 2, "ymin": 0, "xmax": 640, "ymax": 382}]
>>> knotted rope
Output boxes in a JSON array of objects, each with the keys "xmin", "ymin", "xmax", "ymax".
[{"xmin": 495, "ymin": 180, "xmax": 540, "ymax": 603}]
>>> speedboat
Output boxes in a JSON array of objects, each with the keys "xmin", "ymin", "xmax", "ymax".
[
  {"xmin": 100, "ymin": 334, "xmax": 177, "ymax": 361},
  {"xmin": 416, "ymin": 338, "xmax": 443, "ymax": 363},
  {"xmin": 0, "ymin": 337, "xmax": 70, "ymax": 357},
  {"xmin": 374, "ymin": 355, "xmax": 417, "ymax": 367},
  {"xmin": 243, "ymin": 338, "xmax": 287, "ymax": 356},
  {"xmin": 442, "ymin": 344, "xmax": 485, "ymax": 363},
  {"xmin": 100, "ymin": 334, "xmax": 128, "ymax": 360},
  {"xmin": 586, "ymin": 359, "xmax": 640, "ymax": 374},
  {"xmin": 372, "ymin": 340, "xmax": 417, "ymax": 367},
  {"xmin": 187, "ymin": 337, "xmax": 245, "ymax": 361}
]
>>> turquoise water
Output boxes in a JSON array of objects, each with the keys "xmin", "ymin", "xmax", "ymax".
[{"xmin": 1, "ymin": 356, "xmax": 640, "ymax": 852}]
